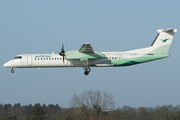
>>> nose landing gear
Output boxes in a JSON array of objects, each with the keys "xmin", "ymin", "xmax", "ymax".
[
  {"xmin": 11, "ymin": 68, "xmax": 14, "ymax": 73},
  {"xmin": 83, "ymin": 67, "xmax": 91, "ymax": 76}
]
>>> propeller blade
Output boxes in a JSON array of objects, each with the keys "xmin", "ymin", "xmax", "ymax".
[
  {"xmin": 59, "ymin": 44, "xmax": 65, "ymax": 63},
  {"xmin": 63, "ymin": 56, "xmax": 65, "ymax": 63},
  {"xmin": 59, "ymin": 44, "xmax": 65, "ymax": 56},
  {"xmin": 61, "ymin": 44, "xmax": 64, "ymax": 53}
]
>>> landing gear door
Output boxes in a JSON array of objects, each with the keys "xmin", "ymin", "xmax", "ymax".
[
  {"xmin": 27, "ymin": 55, "xmax": 32, "ymax": 65},
  {"xmin": 117, "ymin": 54, "xmax": 122, "ymax": 64}
]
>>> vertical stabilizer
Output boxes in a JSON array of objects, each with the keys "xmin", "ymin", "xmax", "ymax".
[{"xmin": 150, "ymin": 28, "xmax": 177, "ymax": 54}]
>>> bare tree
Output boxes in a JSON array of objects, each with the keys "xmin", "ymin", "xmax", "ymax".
[{"xmin": 69, "ymin": 90, "xmax": 115, "ymax": 120}]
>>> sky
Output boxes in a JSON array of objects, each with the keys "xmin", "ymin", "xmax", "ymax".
[{"xmin": 0, "ymin": 0, "xmax": 180, "ymax": 109}]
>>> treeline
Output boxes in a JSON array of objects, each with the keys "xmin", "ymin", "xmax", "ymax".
[{"xmin": 0, "ymin": 103, "xmax": 180, "ymax": 120}]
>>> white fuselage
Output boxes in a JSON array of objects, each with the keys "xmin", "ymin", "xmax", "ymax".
[
  {"xmin": 3, "ymin": 49, "xmax": 170, "ymax": 69},
  {"xmin": 3, "ymin": 52, "xmax": 121, "ymax": 68}
]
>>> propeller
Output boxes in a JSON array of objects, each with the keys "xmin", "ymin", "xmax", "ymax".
[{"xmin": 59, "ymin": 44, "xmax": 65, "ymax": 63}]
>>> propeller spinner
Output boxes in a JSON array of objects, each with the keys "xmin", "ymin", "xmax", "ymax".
[{"xmin": 59, "ymin": 44, "xmax": 65, "ymax": 63}]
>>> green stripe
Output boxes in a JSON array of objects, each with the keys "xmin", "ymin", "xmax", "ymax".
[{"xmin": 150, "ymin": 45, "xmax": 171, "ymax": 54}]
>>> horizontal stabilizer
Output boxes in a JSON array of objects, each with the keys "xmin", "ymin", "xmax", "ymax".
[{"xmin": 157, "ymin": 28, "xmax": 177, "ymax": 33}]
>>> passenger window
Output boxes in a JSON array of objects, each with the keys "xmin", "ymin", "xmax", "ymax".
[
  {"xmin": 38, "ymin": 58, "xmax": 39, "ymax": 60},
  {"xmin": 115, "ymin": 57, "xmax": 116, "ymax": 59},
  {"xmin": 41, "ymin": 58, "xmax": 42, "ymax": 60},
  {"xmin": 44, "ymin": 58, "xmax": 45, "ymax": 60},
  {"xmin": 35, "ymin": 58, "xmax": 36, "ymax": 60},
  {"xmin": 49, "ymin": 58, "xmax": 51, "ymax": 60},
  {"xmin": 57, "ymin": 58, "xmax": 59, "ymax": 60},
  {"xmin": 52, "ymin": 58, "xmax": 53, "ymax": 60},
  {"xmin": 112, "ymin": 57, "xmax": 114, "ymax": 59},
  {"xmin": 109, "ymin": 57, "xmax": 111, "ymax": 59},
  {"xmin": 60, "ymin": 58, "xmax": 61, "ymax": 60},
  {"xmin": 46, "ymin": 58, "xmax": 48, "ymax": 60},
  {"xmin": 54, "ymin": 58, "xmax": 56, "ymax": 60}
]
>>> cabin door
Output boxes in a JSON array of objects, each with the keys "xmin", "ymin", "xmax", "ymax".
[
  {"xmin": 27, "ymin": 55, "xmax": 32, "ymax": 65},
  {"xmin": 117, "ymin": 54, "xmax": 122, "ymax": 64}
]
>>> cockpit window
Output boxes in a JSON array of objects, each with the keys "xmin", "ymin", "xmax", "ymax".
[{"xmin": 13, "ymin": 56, "xmax": 22, "ymax": 59}]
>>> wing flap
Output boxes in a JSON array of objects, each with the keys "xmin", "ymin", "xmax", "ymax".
[{"xmin": 95, "ymin": 64, "xmax": 114, "ymax": 67}]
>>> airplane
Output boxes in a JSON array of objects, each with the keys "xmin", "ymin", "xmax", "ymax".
[{"xmin": 3, "ymin": 28, "xmax": 177, "ymax": 75}]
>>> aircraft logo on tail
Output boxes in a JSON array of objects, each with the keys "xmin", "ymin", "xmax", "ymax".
[{"xmin": 160, "ymin": 38, "xmax": 169, "ymax": 42}]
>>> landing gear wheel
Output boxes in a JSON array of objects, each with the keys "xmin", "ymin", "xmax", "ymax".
[
  {"xmin": 83, "ymin": 67, "xmax": 91, "ymax": 76},
  {"xmin": 11, "ymin": 68, "xmax": 14, "ymax": 73},
  {"xmin": 86, "ymin": 68, "xmax": 91, "ymax": 72},
  {"xmin": 84, "ymin": 71, "xmax": 89, "ymax": 76}
]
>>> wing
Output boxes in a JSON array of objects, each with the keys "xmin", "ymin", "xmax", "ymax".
[{"xmin": 65, "ymin": 43, "xmax": 105, "ymax": 61}]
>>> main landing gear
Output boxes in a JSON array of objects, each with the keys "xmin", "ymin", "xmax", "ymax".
[
  {"xmin": 83, "ymin": 67, "xmax": 91, "ymax": 76},
  {"xmin": 11, "ymin": 68, "xmax": 14, "ymax": 73}
]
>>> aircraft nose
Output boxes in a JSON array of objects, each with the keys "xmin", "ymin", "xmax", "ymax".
[{"xmin": 3, "ymin": 61, "xmax": 11, "ymax": 67}]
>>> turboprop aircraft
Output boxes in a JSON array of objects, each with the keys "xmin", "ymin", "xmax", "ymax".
[{"xmin": 3, "ymin": 28, "xmax": 177, "ymax": 75}]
